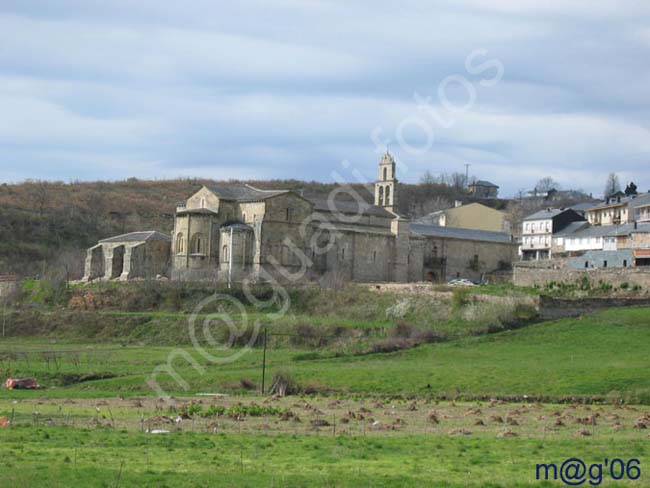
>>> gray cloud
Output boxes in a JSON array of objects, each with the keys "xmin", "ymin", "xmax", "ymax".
[{"xmin": 0, "ymin": 0, "xmax": 649, "ymax": 196}]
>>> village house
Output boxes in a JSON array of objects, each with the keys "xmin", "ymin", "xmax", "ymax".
[
  {"xmin": 585, "ymin": 194, "xmax": 635, "ymax": 226},
  {"xmin": 520, "ymin": 192, "xmax": 650, "ymax": 271},
  {"xmin": 468, "ymin": 180, "xmax": 499, "ymax": 199},
  {"xmin": 521, "ymin": 208, "xmax": 584, "ymax": 260},
  {"xmin": 415, "ymin": 202, "xmax": 510, "ymax": 233},
  {"xmin": 631, "ymin": 193, "xmax": 650, "ymax": 223}
]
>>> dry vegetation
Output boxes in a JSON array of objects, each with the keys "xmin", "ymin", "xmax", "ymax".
[{"xmin": 0, "ymin": 177, "xmax": 494, "ymax": 277}]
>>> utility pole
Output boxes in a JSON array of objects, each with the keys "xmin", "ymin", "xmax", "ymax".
[
  {"xmin": 261, "ymin": 327, "xmax": 268, "ymax": 394},
  {"xmin": 228, "ymin": 226, "xmax": 234, "ymax": 289},
  {"xmin": 464, "ymin": 163, "xmax": 470, "ymax": 189}
]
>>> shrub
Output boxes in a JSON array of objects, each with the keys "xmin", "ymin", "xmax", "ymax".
[
  {"xmin": 269, "ymin": 370, "xmax": 299, "ymax": 397},
  {"xmin": 451, "ymin": 288, "xmax": 471, "ymax": 310},
  {"xmin": 598, "ymin": 281, "xmax": 613, "ymax": 293},
  {"xmin": 291, "ymin": 323, "xmax": 330, "ymax": 347},
  {"xmin": 371, "ymin": 338, "xmax": 412, "ymax": 354},
  {"xmin": 385, "ymin": 298, "xmax": 413, "ymax": 320},
  {"xmin": 578, "ymin": 275, "xmax": 591, "ymax": 291},
  {"xmin": 389, "ymin": 322, "xmax": 444, "ymax": 343}
]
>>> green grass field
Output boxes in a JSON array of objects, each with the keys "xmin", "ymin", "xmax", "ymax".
[
  {"xmin": 1, "ymin": 301, "xmax": 649, "ymax": 486},
  {"xmin": 2, "ymin": 427, "xmax": 647, "ymax": 487},
  {"xmin": 1, "ymin": 307, "xmax": 649, "ymax": 402}
]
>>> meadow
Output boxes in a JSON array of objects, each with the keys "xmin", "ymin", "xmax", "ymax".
[
  {"xmin": 1, "ymin": 284, "xmax": 650, "ymax": 486},
  {"xmin": 1, "ymin": 307, "xmax": 649, "ymax": 403}
]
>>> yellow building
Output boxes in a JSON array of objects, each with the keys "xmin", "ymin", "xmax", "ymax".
[
  {"xmin": 586, "ymin": 195, "xmax": 633, "ymax": 226},
  {"xmin": 417, "ymin": 202, "xmax": 510, "ymax": 233}
]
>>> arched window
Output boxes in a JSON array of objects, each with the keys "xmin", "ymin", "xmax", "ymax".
[
  {"xmin": 373, "ymin": 250, "xmax": 377, "ymax": 263},
  {"xmin": 242, "ymin": 212, "xmax": 247, "ymax": 221},
  {"xmin": 200, "ymin": 198, "xmax": 206, "ymax": 208},
  {"xmin": 378, "ymin": 186, "xmax": 384, "ymax": 206},
  {"xmin": 385, "ymin": 186, "xmax": 391, "ymax": 205},
  {"xmin": 190, "ymin": 233, "xmax": 206, "ymax": 254},
  {"xmin": 383, "ymin": 167, "xmax": 387, "ymax": 180},
  {"xmin": 176, "ymin": 233, "xmax": 185, "ymax": 254},
  {"xmin": 286, "ymin": 208, "xmax": 292, "ymax": 221},
  {"xmin": 222, "ymin": 245, "xmax": 229, "ymax": 263}
]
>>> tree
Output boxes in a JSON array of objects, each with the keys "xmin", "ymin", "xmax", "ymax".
[
  {"xmin": 604, "ymin": 173, "xmax": 621, "ymax": 198},
  {"xmin": 625, "ymin": 181, "xmax": 638, "ymax": 196},
  {"xmin": 419, "ymin": 170, "xmax": 436, "ymax": 185},
  {"xmin": 449, "ymin": 172, "xmax": 468, "ymax": 191},
  {"xmin": 535, "ymin": 177, "xmax": 560, "ymax": 192}
]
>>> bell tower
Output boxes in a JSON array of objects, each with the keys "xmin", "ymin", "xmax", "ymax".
[{"xmin": 374, "ymin": 151, "xmax": 398, "ymax": 213}]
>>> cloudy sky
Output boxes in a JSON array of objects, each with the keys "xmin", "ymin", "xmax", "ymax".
[{"xmin": 1, "ymin": 0, "xmax": 649, "ymax": 197}]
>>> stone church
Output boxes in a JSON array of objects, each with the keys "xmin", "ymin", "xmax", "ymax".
[{"xmin": 85, "ymin": 153, "xmax": 516, "ymax": 283}]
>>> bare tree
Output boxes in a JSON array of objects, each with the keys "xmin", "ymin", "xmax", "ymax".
[
  {"xmin": 604, "ymin": 173, "xmax": 621, "ymax": 198},
  {"xmin": 420, "ymin": 196, "xmax": 452, "ymax": 215},
  {"xmin": 535, "ymin": 177, "xmax": 560, "ymax": 192},
  {"xmin": 450, "ymin": 172, "xmax": 468, "ymax": 191},
  {"xmin": 419, "ymin": 170, "xmax": 436, "ymax": 185}
]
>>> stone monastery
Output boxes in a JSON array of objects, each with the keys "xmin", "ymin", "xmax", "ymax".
[{"xmin": 84, "ymin": 153, "xmax": 516, "ymax": 284}]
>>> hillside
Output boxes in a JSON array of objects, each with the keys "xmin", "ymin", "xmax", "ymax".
[{"xmin": 0, "ymin": 178, "xmax": 478, "ymax": 277}]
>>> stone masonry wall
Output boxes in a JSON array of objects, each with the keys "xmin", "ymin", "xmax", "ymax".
[{"xmin": 514, "ymin": 265, "xmax": 650, "ymax": 289}]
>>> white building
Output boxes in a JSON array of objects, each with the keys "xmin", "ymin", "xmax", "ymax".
[{"xmin": 521, "ymin": 208, "xmax": 584, "ymax": 260}]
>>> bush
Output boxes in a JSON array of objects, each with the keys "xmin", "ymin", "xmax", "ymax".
[
  {"xmin": 389, "ymin": 322, "xmax": 444, "ymax": 343},
  {"xmin": 269, "ymin": 370, "xmax": 299, "ymax": 396},
  {"xmin": 385, "ymin": 298, "xmax": 413, "ymax": 320},
  {"xmin": 451, "ymin": 288, "xmax": 471, "ymax": 310}
]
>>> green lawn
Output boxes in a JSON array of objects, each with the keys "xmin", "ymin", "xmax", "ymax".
[
  {"xmin": 0, "ymin": 427, "xmax": 646, "ymax": 487},
  {"xmin": 1, "ymin": 307, "xmax": 649, "ymax": 402}
]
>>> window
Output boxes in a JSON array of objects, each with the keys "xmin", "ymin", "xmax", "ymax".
[
  {"xmin": 190, "ymin": 233, "xmax": 206, "ymax": 255},
  {"xmin": 286, "ymin": 208, "xmax": 292, "ymax": 221},
  {"xmin": 385, "ymin": 186, "xmax": 391, "ymax": 205},
  {"xmin": 340, "ymin": 247, "xmax": 345, "ymax": 261},
  {"xmin": 222, "ymin": 245, "xmax": 229, "ymax": 263},
  {"xmin": 175, "ymin": 233, "xmax": 185, "ymax": 254},
  {"xmin": 585, "ymin": 261, "xmax": 589, "ymax": 268},
  {"xmin": 200, "ymin": 198, "xmax": 206, "ymax": 208},
  {"xmin": 373, "ymin": 250, "xmax": 377, "ymax": 263},
  {"xmin": 242, "ymin": 212, "xmax": 247, "ymax": 221},
  {"xmin": 383, "ymin": 167, "xmax": 387, "ymax": 180},
  {"xmin": 378, "ymin": 186, "xmax": 384, "ymax": 206},
  {"xmin": 623, "ymin": 259, "xmax": 628, "ymax": 267},
  {"xmin": 603, "ymin": 260, "xmax": 608, "ymax": 268}
]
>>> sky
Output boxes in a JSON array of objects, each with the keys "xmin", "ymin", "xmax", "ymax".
[{"xmin": 1, "ymin": 0, "xmax": 649, "ymax": 197}]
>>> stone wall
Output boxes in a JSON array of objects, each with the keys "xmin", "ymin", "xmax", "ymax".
[
  {"xmin": 0, "ymin": 278, "xmax": 20, "ymax": 303},
  {"xmin": 514, "ymin": 265, "xmax": 650, "ymax": 289},
  {"xmin": 538, "ymin": 295, "xmax": 650, "ymax": 320},
  {"xmin": 421, "ymin": 237, "xmax": 516, "ymax": 283}
]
